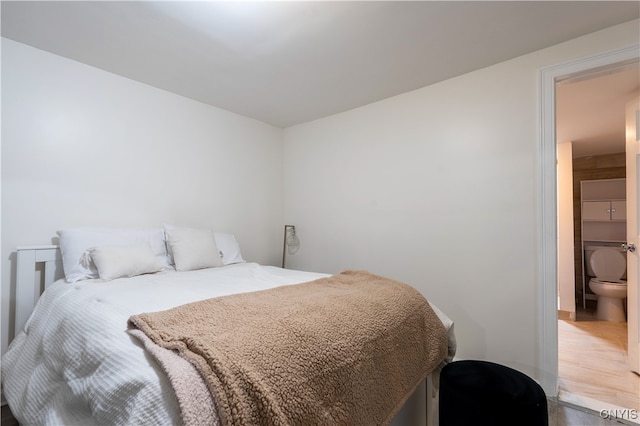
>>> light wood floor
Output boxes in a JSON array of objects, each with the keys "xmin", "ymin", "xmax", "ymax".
[{"xmin": 558, "ymin": 307, "xmax": 640, "ymax": 421}]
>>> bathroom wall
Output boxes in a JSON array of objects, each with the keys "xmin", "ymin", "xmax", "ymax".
[{"xmin": 558, "ymin": 141, "xmax": 575, "ymax": 317}]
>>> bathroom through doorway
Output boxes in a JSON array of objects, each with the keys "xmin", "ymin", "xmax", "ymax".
[{"xmin": 553, "ymin": 54, "xmax": 640, "ymax": 414}]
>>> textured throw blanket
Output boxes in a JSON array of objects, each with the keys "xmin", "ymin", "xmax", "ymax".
[{"xmin": 129, "ymin": 270, "xmax": 449, "ymax": 426}]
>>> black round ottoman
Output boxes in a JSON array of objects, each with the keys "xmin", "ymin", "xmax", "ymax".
[{"xmin": 439, "ymin": 360, "xmax": 548, "ymax": 426}]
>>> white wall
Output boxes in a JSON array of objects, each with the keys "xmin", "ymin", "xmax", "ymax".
[
  {"xmin": 283, "ymin": 20, "xmax": 640, "ymax": 380},
  {"xmin": 1, "ymin": 38, "xmax": 284, "ymax": 355},
  {"xmin": 557, "ymin": 141, "xmax": 576, "ymax": 316}
]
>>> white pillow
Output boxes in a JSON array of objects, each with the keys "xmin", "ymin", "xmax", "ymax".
[
  {"xmin": 165, "ymin": 227, "xmax": 224, "ymax": 271},
  {"xmin": 57, "ymin": 228, "xmax": 171, "ymax": 283},
  {"xmin": 214, "ymin": 232, "xmax": 245, "ymax": 265},
  {"xmin": 89, "ymin": 243, "xmax": 164, "ymax": 280}
]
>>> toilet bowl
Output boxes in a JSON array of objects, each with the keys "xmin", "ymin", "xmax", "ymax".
[{"xmin": 587, "ymin": 247, "xmax": 627, "ymax": 322}]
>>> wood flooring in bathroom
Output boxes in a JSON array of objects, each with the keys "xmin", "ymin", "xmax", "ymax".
[{"xmin": 558, "ymin": 306, "xmax": 640, "ymax": 424}]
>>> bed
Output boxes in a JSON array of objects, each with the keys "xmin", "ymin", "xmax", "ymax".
[{"xmin": 1, "ymin": 227, "xmax": 456, "ymax": 425}]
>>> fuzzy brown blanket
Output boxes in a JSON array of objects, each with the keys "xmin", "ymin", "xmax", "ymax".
[{"xmin": 129, "ymin": 270, "xmax": 449, "ymax": 426}]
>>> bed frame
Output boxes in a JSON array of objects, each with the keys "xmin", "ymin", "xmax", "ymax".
[
  {"xmin": 13, "ymin": 245, "xmax": 437, "ymax": 426},
  {"xmin": 15, "ymin": 245, "xmax": 63, "ymax": 336}
]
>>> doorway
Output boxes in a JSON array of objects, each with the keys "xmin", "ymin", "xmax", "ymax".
[
  {"xmin": 538, "ymin": 44, "xmax": 640, "ymax": 408},
  {"xmin": 556, "ymin": 65, "xmax": 637, "ymax": 320},
  {"xmin": 556, "ymin": 65, "xmax": 639, "ymax": 414}
]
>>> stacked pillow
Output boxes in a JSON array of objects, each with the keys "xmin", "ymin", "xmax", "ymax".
[
  {"xmin": 87, "ymin": 243, "xmax": 164, "ymax": 281},
  {"xmin": 164, "ymin": 227, "xmax": 223, "ymax": 271},
  {"xmin": 57, "ymin": 226, "xmax": 245, "ymax": 282},
  {"xmin": 164, "ymin": 225, "xmax": 246, "ymax": 269}
]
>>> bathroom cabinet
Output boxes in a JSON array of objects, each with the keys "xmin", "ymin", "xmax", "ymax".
[
  {"xmin": 582, "ymin": 200, "xmax": 626, "ymax": 221},
  {"xmin": 580, "ymin": 178, "xmax": 626, "ymax": 308}
]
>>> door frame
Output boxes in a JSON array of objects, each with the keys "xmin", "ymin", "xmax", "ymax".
[{"xmin": 538, "ymin": 43, "xmax": 640, "ymax": 396}]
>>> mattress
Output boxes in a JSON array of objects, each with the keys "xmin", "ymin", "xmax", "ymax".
[{"xmin": 1, "ymin": 262, "xmax": 455, "ymax": 425}]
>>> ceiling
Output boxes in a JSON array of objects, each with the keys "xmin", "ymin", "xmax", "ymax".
[
  {"xmin": 557, "ymin": 63, "xmax": 640, "ymax": 158},
  {"xmin": 2, "ymin": 1, "xmax": 639, "ymax": 148}
]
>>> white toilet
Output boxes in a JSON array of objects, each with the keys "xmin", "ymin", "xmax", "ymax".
[{"xmin": 587, "ymin": 247, "xmax": 627, "ymax": 322}]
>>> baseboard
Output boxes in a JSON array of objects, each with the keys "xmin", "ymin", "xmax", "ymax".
[
  {"xmin": 558, "ymin": 310, "xmax": 576, "ymax": 321},
  {"xmin": 558, "ymin": 390, "xmax": 639, "ymax": 425}
]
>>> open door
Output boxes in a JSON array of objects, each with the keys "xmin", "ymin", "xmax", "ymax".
[{"xmin": 625, "ymin": 96, "xmax": 639, "ymax": 373}]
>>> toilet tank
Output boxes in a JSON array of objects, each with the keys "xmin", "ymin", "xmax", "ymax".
[{"xmin": 585, "ymin": 245, "xmax": 627, "ymax": 279}]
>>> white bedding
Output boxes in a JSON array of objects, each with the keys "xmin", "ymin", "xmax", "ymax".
[{"xmin": 2, "ymin": 263, "xmax": 455, "ymax": 425}]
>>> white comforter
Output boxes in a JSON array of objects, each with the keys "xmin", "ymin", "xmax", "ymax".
[
  {"xmin": 2, "ymin": 263, "xmax": 455, "ymax": 425},
  {"xmin": 2, "ymin": 263, "xmax": 330, "ymax": 425}
]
